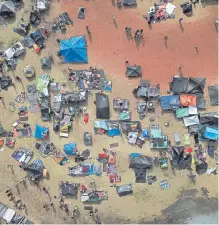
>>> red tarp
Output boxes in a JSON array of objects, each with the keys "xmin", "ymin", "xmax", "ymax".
[{"xmin": 180, "ymin": 95, "xmax": 197, "ymax": 107}]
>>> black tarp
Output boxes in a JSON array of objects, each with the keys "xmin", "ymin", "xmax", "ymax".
[
  {"xmin": 60, "ymin": 182, "xmax": 79, "ymax": 197},
  {"xmin": 30, "ymin": 29, "xmax": 45, "ymax": 45},
  {"xmin": 126, "ymin": 65, "xmax": 142, "ymax": 77},
  {"xmin": 120, "ymin": 121, "xmax": 141, "ymax": 133},
  {"xmin": 208, "ymin": 85, "xmax": 218, "ymax": 106},
  {"xmin": 123, "ymin": 0, "xmax": 137, "ymax": 6},
  {"xmin": 196, "ymin": 160, "xmax": 208, "ymax": 175},
  {"xmin": 170, "ymin": 76, "xmax": 188, "ymax": 94},
  {"xmin": 78, "ymin": 7, "xmax": 85, "ymax": 18},
  {"xmin": 116, "ymin": 184, "xmax": 133, "ymax": 196},
  {"xmin": 187, "ymin": 77, "xmax": 206, "ymax": 95},
  {"xmin": 134, "ymin": 169, "xmax": 146, "ymax": 183},
  {"xmin": 96, "ymin": 93, "xmax": 110, "ymax": 119},
  {"xmin": 196, "ymin": 94, "xmax": 206, "ymax": 109},
  {"xmin": 129, "ymin": 155, "xmax": 152, "ymax": 169},
  {"xmin": 199, "ymin": 112, "xmax": 218, "ymax": 126},
  {"xmin": 25, "ymin": 159, "xmax": 45, "ymax": 182}
]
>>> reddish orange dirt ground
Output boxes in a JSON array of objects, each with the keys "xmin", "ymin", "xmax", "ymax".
[{"xmin": 59, "ymin": 0, "xmax": 218, "ymax": 88}]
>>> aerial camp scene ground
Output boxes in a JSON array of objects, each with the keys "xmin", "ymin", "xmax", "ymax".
[{"xmin": 0, "ymin": 0, "xmax": 218, "ymax": 224}]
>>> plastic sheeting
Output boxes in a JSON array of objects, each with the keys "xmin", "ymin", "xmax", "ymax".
[
  {"xmin": 64, "ymin": 142, "xmax": 77, "ymax": 155},
  {"xmin": 187, "ymin": 77, "xmax": 206, "ymax": 95},
  {"xmin": 160, "ymin": 95, "xmax": 180, "ymax": 110},
  {"xmin": 34, "ymin": 124, "xmax": 49, "ymax": 139},
  {"xmin": 208, "ymin": 85, "xmax": 218, "ymax": 106},
  {"xmin": 96, "ymin": 93, "xmax": 110, "ymax": 119},
  {"xmin": 180, "ymin": 95, "xmax": 196, "ymax": 107},
  {"xmin": 129, "ymin": 155, "xmax": 152, "ymax": 169},
  {"xmin": 183, "ymin": 115, "xmax": 199, "ymax": 127},
  {"xmin": 176, "ymin": 108, "xmax": 189, "ymax": 118},
  {"xmin": 170, "ymin": 76, "xmax": 188, "ymax": 94},
  {"xmin": 116, "ymin": 184, "xmax": 133, "ymax": 196}
]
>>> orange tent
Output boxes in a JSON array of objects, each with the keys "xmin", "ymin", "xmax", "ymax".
[{"xmin": 180, "ymin": 94, "xmax": 196, "ymax": 107}]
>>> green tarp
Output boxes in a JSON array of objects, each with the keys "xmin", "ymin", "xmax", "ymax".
[{"xmin": 176, "ymin": 108, "xmax": 189, "ymax": 118}]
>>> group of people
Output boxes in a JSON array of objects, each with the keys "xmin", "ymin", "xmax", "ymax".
[{"xmin": 5, "ymin": 189, "xmax": 26, "ymax": 211}]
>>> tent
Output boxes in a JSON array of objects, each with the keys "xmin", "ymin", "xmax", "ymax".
[
  {"xmin": 180, "ymin": 94, "xmax": 196, "ymax": 107},
  {"xmin": 94, "ymin": 120, "xmax": 108, "ymax": 134},
  {"xmin": 176, "ymin": 108, "xmax": 189, "ymax": 119},
  {"xmin": 170, "ymin": 76, "xmax": 188, "ymax": 94},
  {"xmin": 95, "ymin": 93, "xmax": 110, "ymax": 119},
  {"xmin": 123, "ymin": 0, "xmax": 137, "ymax": 6},
  {"xmin": 0, "ymin": 1, "xmax": 15, "ymax": 17},
  {"xmin": 4, "ymin": 42, "xmax": 25, "ymax": 60},
  {"xmin": 29, "ymin": 29, "xmax": 45, "ymax": 45},
  {"xmin": 118, "ymin": 111, "xmax": 131, "ymax": 121},
  {"xmin": 64, "ymin": 143, "xmax": 77, "ymax": 155},
  {"xmin": 199, "ymin": 112, "xmax": 218, "ymax": 126},
  {"xmin": 59, "ymin": 36, "xmax": 88, "ymax": 63},
  {"xmin": 208, "ymin": 85, "xmax": 218, "ymax": 106},
  {"xmin": 34, "ymin": 124, "xmax": 49, "ymax": 139},
  {"xmin": 160, "ymin": 95, "xmax": 180, "ymax": 110},
  {"xmin": 120, "ymin": 121, "xmax": 141, "ymax": 133},
  {"xmin": 183, "ymin": 115, "xmax": 199, "ymax": 127},
  {"xmin": 78, "ymin": 7, "xmax": 85, "ymax": 18},
  {"xmin": 196, "ymin": 94, "xmax": 206, "ymax": 109},
  {"xmin": 187, "ymin": 77, "xmax": 206, "ymax": 95},
  {"xmin": 126, "ymin": 65, "xmax": 142, "ymax": 77},
  {"xmin": 113, "ymin": 98, "xmax": 129, "ymax": 110},
  {"xmin": 201, "ymin": 126, "xmax": 218, "ymax": 141}
]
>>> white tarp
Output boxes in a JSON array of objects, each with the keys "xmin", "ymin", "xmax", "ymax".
[
  {"xmin": 166, "ymin": 3, "xmax": 176, "ymax": 15},
  {"xmin": 2, "ymin": 208, "xmax": 15, "ymax": 223},
  {"xmin": 128, "ymin": 132, "xmax": 138, "ymax": 144},
  {"xmin": 183, "ymin": 115, "xmax": 200, "ymax": 127},
  {"xmin": 189, "ymin": 106, "xmax": 198, "ymax": 115},
  {"xmin": 4, "ymin": 42, "xmax": 25, "ymax": 59}
]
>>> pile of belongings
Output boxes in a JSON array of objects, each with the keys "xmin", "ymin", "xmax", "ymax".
[
  {"xmin": 0, "ymin": 1, "xmax": 15, "ymax": 18},
  {"xmin": 0, "ymin": 202, "xmax": 33, "ymax": 224},
  {"xmin": 29, "ymin": 10, "xmax": 41, "ymax": 25},
  {"xmin": 24, "ymin": 159, "xmax": 47, "ymax": 183},
  {"xmin": 60, "ymin": 114, "xmax": 72, "ymax": 138},
  {"xmin": 80, "ymin": 183, "xmax": 108, "ymax": 203},
  {"xmin": 116, "ymin": 184, "xmax": 133, "ymax": 197},
  {"xmin": 62, "ymin": 91, "xmax": 88, "ymax": 104},
  {"xmin": 24, "ymin": 65, "xmax": 35, "ymax": 78},
  {"xmin": 133, "ymin": 79, "xmax": 160, "ymax": 100},
  {"xmin": 0, "ymin": 76, "xmax": 13, "ymax": 90},
  {"xmin": 94, "ymin": 120, "xmax": 121, "ymax": 137},
  {"xmin": 180, "ymin": 1, "xmax": 192, "ymax": 16},
  {"xmin": 137, "ymin": 101, "xmax": 155, "ymax": 119},
  {"xmin": 68, "ymin": 163, "xmax": 102, "ymax": 177},
  {"xmin": 83, "ymin": 132, "xmax": 92, "ymax": 146},
  {"xmin": 145, "ymin": 1, "xmax": 176, "ymax": 24},
  {"xmin": 129, "ymin": 154, "xmax": 153, "ymax": 183},
  {"xmin": 37, "ymin": 74, "xmax": 51, "ymax": 97},
  {"xmin": 52, "ymin": 12, "xmax": 73, "ymax": 32},
  {"xmin": 35, "ymin": 0, "xmax": 49, "ymax": 12},
  {"xmin": 126, "ymin": 65, "xmax": 142, "ymax": 78},
  {"xmin": 5, "ymin": 134, "xmax": 16, "ymax": 148},
  {"xmin": 35, "ymin": 141, "xmax": 55, "ymax": 157},
  {"xmin": 171, "ymin": 146, "xmax": 192, "ymax": 170},
  {"xmin": 26, "ymin": 84, "xmax": 38, "ymax": 112},
  {"xmin": 123, "ymin": 0, "xmax": 137, "ymax": 6},
  {"xmin": 39, "ymin": 96, "xmax": 51, "ymax": 121},
  {"xmin": 11, "ymin": 148, "xmax": 34, "ymax": 167},
  {"xmin": 59, "ymin": 182, "xmax": 79, "ymax": 197},
  {"xmin": 113, "ymin": 98, "xmax": 129, "ymax": 111},
  {"xmin": 75, "ymin": 149, "xmax": 91, "ymax": 162},
  {"xmin": 14, "ymin": 123, "xmax": 32, "ymax": 138},
  {"xmin": 118, "ymin": 110, "xmax": 131, "ymax": 121},
  {"xmin": 97, "ymin": 149, "xmax": 121, "ymax": 184},
  {"xmin": 150, "ymin": 124, "xmax": 168, "ymax": 149},
  {"xmin": 51, "ymin": 150, "xmax": 69, "ymax": 165},
  {"xmin": 0, "ymin": 123, "xmax": 6, "ymax": 137},
  {"xmin": 18, "ymin": 106, "xmax": 28, "ymax": 121},
  {"xmin": 34, "ymin": 124, "xmax": 49, "ymax": 139}
]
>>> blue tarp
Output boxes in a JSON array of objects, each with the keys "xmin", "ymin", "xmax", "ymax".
[
  {"xmin": 204, "ymin": 127, "xmax": 218, "ymax": 140},
  {"xmin": 64, "ymin": 143, "xmax": 77, "ymax": 155},
  {"xmin": 108, "ymin": 128, "xmax": 121, "ymax": 137},
  {"xmin": 94, "ymin": 120, "xmax": 108, "ymax": 130},
  {"xmin": 142, "ymin": 129, "xmax": 149, "ymax": 138},
  {"xmin": 60, "ymin": 36, "xmax": 88, "ymax": 63},
  {"xmin": 160, "ymin": 95, "xmax": 180, "ymax": 110},
  {"xmin": 34, "ymin": 124, "xmax": 49, "ymax": 139}
]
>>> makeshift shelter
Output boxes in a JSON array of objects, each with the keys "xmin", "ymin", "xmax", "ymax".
[
  {"xmin": 200, "ymin": 126, "xmax": 218, "ymax": 141},
  {"xmin": 36, "ymin": 141, "xmax": 55, "ymax": 157},
  {"xmin": 2, "ymin": 208, "xmax": 15, "ymax": 223},
  {"xmin": 120, "ymin": 121, "xmax": 141, "ymax": 133},
  {"xmin": 123, "ymin": 0, "xmax": 137, "ymax": 6},
  {"xmin": 24, "ymin": 65, "xmax": 35, "ymax": 78},
  {"xmin": 29, "ymin": 11, "xmax": 41, "ymax": 25},
  {"xmin": 37, "ymin": 74, "xmax": 50, "ymax": 97},
  {"xmin": 208, "ymin": 85, "xmax": 218, "ymax": 106},
  {"xmin": 126, "ymin": 65, "xmax": 142, "ymax": 77},
  {"xmin": 187, "ymin": 77, "xmax": 206, "ymax": 95},
  {"xmin": 78, "ymin": 7, "xmax": 85, "ymax": 18},
  {"xmin": 25, "ymin": 159, "xmax": 47, "ymax": 183},
  {"xmin": 34, "ymin": 124, "xmax": 49, "ymax": 139},
  {"xmin": 170, "ymin": 76, "xmax": 188, "ymax": 94},
  {"xmin": 62, "ymin": 91, "xmax": 88, "ymax": 103},
  {"xmin": 12, "ymin": 148, "xmax": 33, "ymax": 165},
  {"xmin": 180, "ymin": 94, "xmax": 196, "ymax": 107},
  {"xmin": 36, "ymin": 0, "xmax": 49, "ymax": 11},
  {"xmin": 29, "ymin": 29, "xmax": 45, "ymax": 45},
  {"xmin": 94, "ymin": 120, "xmax": 108, "ymax": 134},
  {"xmin": 60, "ymin": 182, "xmax": 79, "ymax": 197},
  {"xmin": 116, "ymin": 184, "xmax": 133, "ymax": 197},
  {"xmin": 196, "ymin": 95, "xmax": 206, "ymax": 110},
  {"xmin": 59, "ymin": 36, "xmax": 88, "ymax": 63},
  {"xmin": 64, "ymin": 143, "xmax": 77, "ymax": 156},
  {"xmin": 83, "ymin": 132, "xmax": 92, "ymax": 145},
  {"xmin": 113, "ymin": 98, "xmax": 129, "ymax": 110},
  {"xmin": 129, "ymin": 155, "xmax": 152, "ymax": 169},
  {"xmin": 176, "ymin": 107, "xmax": 189, "ymax": 119},
  {"xmin": 0, "ymin": 1, "xmax": 15, "ymax": 17},
  {"xmin": 68, "ymin": 164, "xmax": 95, "ymax": 177},
  {"xmin": 160, "ymin": 95, "xmax": 180, "ymax": 110},
  {"xmin": 199, "ymin": 112, "xmax": 218, "ymax": 126},
  {"xmin": 183, "ymin": 115, "xmax": 199, "ymax": 127},
  {"xmin": 40, "ymin": 56, "xmax": 52, "ymax": 69},
  {"xmin": 107, "ymin": 120, "xmax": 121, "ymax": 137},
  {"xmin": 118, "ymin": 111, "xmax": 131, "ymax": 121},
  {"xmin": 0, "ymin": 123, "xmax": 6, "ymax": 137},
  {"xmin": 95, "ymin": 93, "xmax": 110, "ymax": 119},
  {"xmin": 4, "ymin": 42, "xmax": 25, "ymax": 60}
]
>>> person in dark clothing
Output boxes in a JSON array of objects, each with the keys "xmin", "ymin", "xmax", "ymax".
[{"xmin": 15, "ymin": 76, "xmax": 22, "ymax": 82}]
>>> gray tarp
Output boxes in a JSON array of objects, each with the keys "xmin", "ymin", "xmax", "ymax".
[
  {"xmin": 123, "ymin": 0, "xmax": 137, "ymax": 6},
  {"xmin": 96, "ymin": 93, "xmax": 110, "ymax": 119},
  {"xmin": 120, "ymin": 121, "xmax": 141, "ymax": 133},
  {"xmin": 116, "ymin": 184, "xmax": 133, "ymax": 196},
  {"xmin": 113, "ymin": 98, "xmax": 129, "ymax": 110},
  {"xmin": 78, "ymin": 7, "xmax": 85, "ymax": 18},
  {"xmin": 199, "ymin": 112, "xmax": 218, "ymax": 126},
  {"xmin": 183, "ymin": 115, "xmax": 199, "ymax": 127},
  {"xmin": 0, "ymin": 1, "xmax": 15, "ymax": 16},
  {"xmin": 129, "ymin": 155, "xmax": 152, "ymax": 169},
  {"xmin": 208, "ymin": 85, "xmax": 218, "ymax": 106},
  {"xmin": 60, "ymin": 182, "xmax": 79, "ymax": 196},
  {"xmin": 187, "ymin": 77, "xmax": 206, "ymax": 95},
  {"xmin": 170, "ymin": 76, "xmax": 188, "ymax": 94},
  {"xmin": 126, "ymin": 65, "xmax": 142, "ymax": 77}
]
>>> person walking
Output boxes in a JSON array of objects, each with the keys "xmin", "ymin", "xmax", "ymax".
[
  {"xmin": 179, "ymin": 18, "xmax": 183, "ymax": 23},
  {"xmin": 86, "ymin": 26, "xmax": 91, "ymax": 34}
]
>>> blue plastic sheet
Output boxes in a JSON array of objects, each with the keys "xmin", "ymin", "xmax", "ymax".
[
  {"xmin": 34, "ymin": 124, "xmax": 49, "ymax": 139},
  {"xmin": 160, "ymin": 95, "xmax": 180, "ymax": 110},
  {"xmin": 64, "ymin": 143, "xmax": 77, "ymax": 155}
]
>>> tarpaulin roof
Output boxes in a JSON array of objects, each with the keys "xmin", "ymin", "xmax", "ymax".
[
  {"xmin": 37, "ymin": 74, "xmax": 50, "ymax": 97},
  {"xmin": 0, "ymin": 1, "xmax": 15, "ymax": 16},
  {"xmin": 208, "ymin": 85, "xmax": 218, "ymax": 106},
  {"xmin": 96, "ymin": 93, "xmax": 110, "ymax": 119},
  {"xmin": 126, "ymin": 65, "xmax": 142, "ymax": 77},
  {"xmin": 64, "ymin": 143, "xmax": 77, "ymax": 155},
  {"xmin": 120, "ymin": 121, "xmax": 141, "ymax": 132},
  {"xmin": 170, "ymin": 76, "xmax": 188, "ymax": 94},
  {"xmin": 203, "ymin": 126, "xmax": 218, "ymax": 140},
  {"xmin": 78, "ymin": 7, "xmax": 85, "ymax": 18},
  {"xmin": 187, "ymin": 77, "xmax": 206, "ymax": 95},
  {"xmin": 123, "ymin": 0, "xmax": 137, "ymax": 6},
  {"xmin": 176, "ymin": 107, "xmax": 189, "ymax": 118},
  {"xmin": 30, "ymin": 29, "xmax": 45, "ymax": 44},
  {"xmin": 94, "ymin": 120, "xmax": 108, "ymax": 130},
  {"xmin": 60, "ymin": 36, "xmax": 88, "ymax": 63},
  {"xmin": 107, "ymin": 120, "xmax": 121, "ymax": 137},
  {"xmin": 183, "ymin": 115, "xmax": 199, "ymax": 127},
  {"xmin": 129, "ymin": 155, "xmax": 152, "ymax": 169},
  {"xmin": 26, "ymin": 159, "xmax": 45, "ymax": 174},
  {"xmin": 60, "ymin": 182, "xmax": 79, "ymax": 196},
  {"xmin": 160, "ymin": 95, "xmax": 180, "ymax": 110},
  {"xmin": 180, "ymin": 94, "xmax": 196, "ymax": 107},
  {"xmin": 196, "ymin": 94, "xmax": 206, "ymax": 109},
  {"xmin": 34, "ymin": 124, "xmax": 49, "ymax": 139},
  {"xmin": 199, "ymin": 112, "xmax": 218, "ymax": 126}
]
